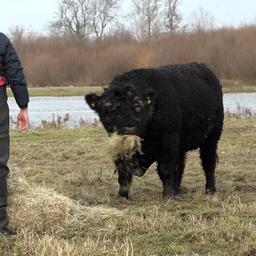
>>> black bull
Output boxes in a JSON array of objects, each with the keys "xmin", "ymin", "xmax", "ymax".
[{"xmin": 85, "ymin": 63, "xmax": 224, "ymax": 199}]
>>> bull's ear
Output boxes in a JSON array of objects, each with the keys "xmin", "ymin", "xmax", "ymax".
[
  {"xmin": 85, "ymin": 94, "xmax": 101, "ymax": 111},
  {"xmin": 143, "ymin": 88, "xmax": 155, "ymax": 105}
]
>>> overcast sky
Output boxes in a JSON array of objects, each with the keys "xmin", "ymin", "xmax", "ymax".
[{"xmin": 0, "ymin": 0, "xmax": 255, "ymax": 34}]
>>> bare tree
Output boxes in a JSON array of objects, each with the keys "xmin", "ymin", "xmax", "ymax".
[
  {"xmin": 49, "ymin": 0, "xmax": 92, "ymax": 39},
  {"xmin": 91, "ymin": 0, "xmax": 120, "ymax": 40},
  {"xmin": 108, "ymin": 23, "xmax": 135, "ymax": 42},
  {"xmin": 162, "ymin": 0, "xmax": 182, "ymax": 32},
  {"xmin": 190, "ymin": 8, "xmax": 216, "ymax": 32},
  {"xmin": 131, "ymin": 0, "xmax": 161, "ymax": 40},
  {"xmin": 9, "ymin": 25, "xmax": 26, "ymax": 42}
]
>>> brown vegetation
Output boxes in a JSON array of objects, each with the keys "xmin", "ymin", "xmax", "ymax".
[{"xmin": 13, "ymin": 25, "xmax": 256, "ymax": 87}]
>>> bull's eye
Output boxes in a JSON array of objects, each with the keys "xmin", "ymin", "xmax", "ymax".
[{"xmin": 105, "ymin": 102, "xmax": 112, "ymax": 107}]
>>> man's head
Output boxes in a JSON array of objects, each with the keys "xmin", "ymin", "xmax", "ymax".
[{"xmin": 85, "ymin": 83, "xmax": 155, "ymax": 136}]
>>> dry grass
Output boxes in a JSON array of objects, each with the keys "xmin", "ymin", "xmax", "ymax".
[
  {"xmin": 107, "ymin": 133, "xmax": 142, "ymax": 160},
  {"xmin": 10, "ymin": 178, "xmax": 122, "ymax": 234},
  {"xmin": 0, "ymin": 117, "xmax": 255, "ymax": 255}
]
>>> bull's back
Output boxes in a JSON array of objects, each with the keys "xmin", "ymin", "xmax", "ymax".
[{"xmin": 158, "ymin": 63, "xmax": 223, "ymax": 150}]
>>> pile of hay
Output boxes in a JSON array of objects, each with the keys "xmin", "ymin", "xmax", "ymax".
[
  {"xmin": 107, "ymin": 133, "xmax": 143, "ymax": 161},
  {"xmin": 9, "ymin": 177, "xmax": 123, "ymax": 235},
  {"xmin": 2, "ymin": 175, "xmax": 124, "ymax": 256}
]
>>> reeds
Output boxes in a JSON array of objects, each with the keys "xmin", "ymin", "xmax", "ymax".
[{"xmin": 13, "ymin": 25, "xmax": 256, "ymax": 86}]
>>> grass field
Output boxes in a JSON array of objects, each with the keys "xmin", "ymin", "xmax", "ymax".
[
  {"xmin": 6, "ymin": 80, "xmax": 256, "ymax": 97},
  {"xmin": 0, "ymin": 117, "xmax": 256, "ymax": 255},
  {"xmin": 7, "ymin": 86, "xmax": 103, "ymax": 97}
]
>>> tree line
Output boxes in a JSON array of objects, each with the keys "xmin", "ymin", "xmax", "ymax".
[{"xmin": 48, "ymin": 0, "xmax": 184, "ymax": 40}]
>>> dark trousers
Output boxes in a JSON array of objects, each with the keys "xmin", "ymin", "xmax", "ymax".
[{"xmin": 0, "ymin": 86, "xmax": 9, "ymax": 207}]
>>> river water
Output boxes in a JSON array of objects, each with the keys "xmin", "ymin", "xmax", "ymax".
[{"xmin": 8, "ymin": 93, "xmax": 256, "ymax": 128}]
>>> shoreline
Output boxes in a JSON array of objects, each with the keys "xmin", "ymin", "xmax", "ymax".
[{"xmin": 7, "ymin": 81, "xmax": 256, "ymax": 97}]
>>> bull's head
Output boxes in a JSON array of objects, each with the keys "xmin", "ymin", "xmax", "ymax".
[{"xmin": 85, "ymin": 83, "xmax": 155, "ymax": 137}]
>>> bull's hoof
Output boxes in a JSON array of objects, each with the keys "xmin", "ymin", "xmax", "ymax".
[
  {"xmin": 118, "ymin": 191, "xmax": 129, "ymax": 199},
  {"xmin": 205, "ymin": 187, "xmax": 216, "ymax": 195},
  {"xmin": 162, "ymin": 189, "xmax": 180, "ymax": 200}
]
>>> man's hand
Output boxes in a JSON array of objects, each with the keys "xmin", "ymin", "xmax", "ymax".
[{"xmin": 17, "ymin": 108, "xmax": 29, "ymax": 131}]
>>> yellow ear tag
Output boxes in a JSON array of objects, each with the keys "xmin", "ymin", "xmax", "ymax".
[{"xmin": 146, "ymin": 97, "xmax": 151, "ymax": 105}]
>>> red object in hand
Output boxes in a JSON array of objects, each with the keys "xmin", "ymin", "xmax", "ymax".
[{"xmin": 0, "ymin": 76, "xmax": 5, "ymax": 86}]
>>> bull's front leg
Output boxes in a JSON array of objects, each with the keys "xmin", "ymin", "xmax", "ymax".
[
  {"xmin": 157, "ymin": 134, "xmax": 180, "ymax": 199},
  {"xmin": 157, "ymin": 155, "xmax": 179, "ymax": 199},
  {"xmin": 131, "ymin": 152, "xmax": 154, "ymax": 177},
  {"xmin": 115, "ymin": 159, "xmax": 133, "ymax": 199}
]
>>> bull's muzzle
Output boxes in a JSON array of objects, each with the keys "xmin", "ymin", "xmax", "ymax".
[{"xmin": 119, "ymin": 126, "xmax": 138, "ymax": 135}]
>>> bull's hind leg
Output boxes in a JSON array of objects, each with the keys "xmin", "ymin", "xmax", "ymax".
[{"xmin": 200, "ymin": 129, "xmax": 221, "ymax": 194}]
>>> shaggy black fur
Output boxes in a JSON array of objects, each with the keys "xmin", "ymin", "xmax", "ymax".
[{"xmin": 85, "ymin": 63, "xmax": 224, "ymax": 199}]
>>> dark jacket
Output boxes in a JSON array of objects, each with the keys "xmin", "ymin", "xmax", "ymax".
[{"xmin": 0, "ymin": 33, "xmax": 29, "ymax": 108}]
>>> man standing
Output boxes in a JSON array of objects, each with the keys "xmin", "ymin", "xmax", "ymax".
[{"xmin": 0, "ymin": 32, "xmax": 29, "ymax": 235}]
